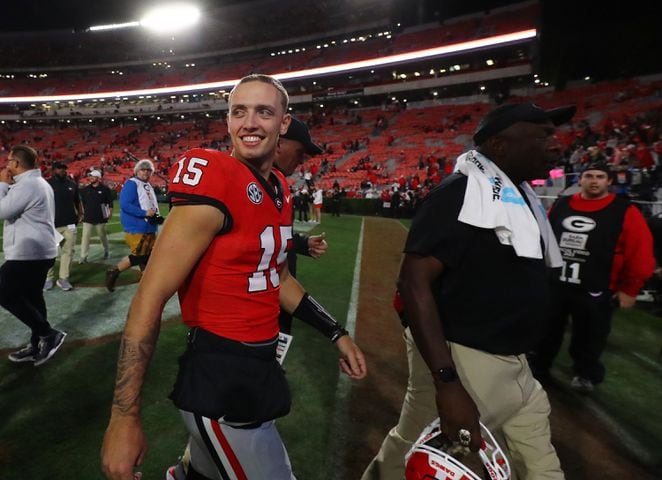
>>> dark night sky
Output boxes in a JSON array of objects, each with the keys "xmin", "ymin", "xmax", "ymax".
[
  {"xmin": 2, "ymin": 0, "xmax": 661, "ymax": 83},
  {"xmin": 538, "ymin": 1, "xmax": 661, "ymax": 83}
]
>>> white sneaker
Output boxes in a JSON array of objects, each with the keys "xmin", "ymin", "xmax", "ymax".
[
  {"xmin": 78, "ymin": 257, "xmax": 88, "ymax": 264},
  {"xmin": 56, "ymin": 278, "xmax": 73, "ymax": 291},
  {"xmin": 43, "ymin": 279, "xmax": 54, "ymax": 291}
]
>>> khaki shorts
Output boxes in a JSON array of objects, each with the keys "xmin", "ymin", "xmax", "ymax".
[{"xmin": 124, "ymin": 233, "xmax": 156, "ymax": 256}]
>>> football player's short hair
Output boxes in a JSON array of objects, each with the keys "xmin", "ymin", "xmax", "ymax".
[
  {"xmin": 10, "ymin": 145, "xmax": 38, "ymax": 169},
  {"xmin": 229, "ymin": 74, "xmax": 289, "ymax": 113}
]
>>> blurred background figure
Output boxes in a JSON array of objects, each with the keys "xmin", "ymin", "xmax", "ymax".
[
  {"xmin": 274, "ymin": 116, "xmax": 328, "ymax": 334},
  {"xmin": 529, "ymin": 162, "xmax": 655, "ymax": 392},
  {"xmin": 106, "ymin": 159, "xmax": 160, "ymax": 292},
  {"xmin": 1, "ymin": 145, "xmax": 67, "ymax": 366},
  {"xmin": 44, "ymin": 161, "xmax": 82, "ymax": 292},
  {"xmin": 79, "ymin": 169, "xmax": 113, "ymax": 264}
]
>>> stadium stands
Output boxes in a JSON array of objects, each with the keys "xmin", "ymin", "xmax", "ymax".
[
  {"xmin": 0, "ymin": 0, "xmax": 660, "ymax": 203},
  {"xmin": 2, "ymin": 75, "xmax": 660, "ymax": 197},
  {"xmin": 0, "ymin": 2, "xmax": 538, "ymax": 97}
]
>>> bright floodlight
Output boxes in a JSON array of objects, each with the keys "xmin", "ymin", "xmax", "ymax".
[
  {"xmin": 140, "ymin": 4, "xmax": 200, "ymax": 32},
  {"xmin": 89, "ymin": 21, "xmax": 140, "ymax": 32}
]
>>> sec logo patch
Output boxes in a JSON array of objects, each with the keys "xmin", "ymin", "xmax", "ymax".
[{"xmin": 247, "ymin": 182, "xmax": 263, "ymax": 205}]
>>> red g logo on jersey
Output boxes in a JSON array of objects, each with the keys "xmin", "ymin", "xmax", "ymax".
[{"xmin": 247, "ymin": 182, "xmax": 263, "ymax": 205}]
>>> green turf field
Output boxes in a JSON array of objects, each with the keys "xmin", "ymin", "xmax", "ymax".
[
  {"xmin": 1, "ymin": 212, "xmax": 661, "ymax": 479},
  {"xmin": 551, "ymin": 307, "xmax": 662, "ymax": 462},
  {"xmin": 0, "ymin": 211, "xmax": 363, "ymax": 479}
]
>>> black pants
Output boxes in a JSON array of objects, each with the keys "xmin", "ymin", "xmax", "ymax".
[
  {"xmin": 532, "ymin": 283, "xmax": 614, "ymax": 384},
  {"xmin": 330, "ymin": 200, "xmax": 341, "ymax": 216},
  {"xmin": 0, "ymin": 259, "xmax": 56, "ymax": 345}
]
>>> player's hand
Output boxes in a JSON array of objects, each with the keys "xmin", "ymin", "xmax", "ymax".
[
  {"xmin": 308, "ymin": 232, "xmax": 328, "ymax": 259},
  {"xmin": 101, "ymin": 415, "xmax": 147, "ymax": 480},
  {"xmin": 615, "ymin": 291, "xmax": 636, "ymax": 309},
  {"xmin": 335, "ymin": 335, "xmax": 367, "ymax": 379},
  {"xmin": 145, "ymin": 209, "xmax": 156, "ymax": 217},
  {"xmin": 435, "ymin": 381, "xmax": 482, "ymax": 452}
]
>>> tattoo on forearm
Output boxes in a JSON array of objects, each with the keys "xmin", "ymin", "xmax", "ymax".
[{"xmin": 111, "ymin": 334, "xmax": 156, "ymax": 415}]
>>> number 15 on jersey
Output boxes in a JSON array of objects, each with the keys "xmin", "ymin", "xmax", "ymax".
[{"xmin": 249, "ymin": 225, "xmax": 293, "ymax": 292}]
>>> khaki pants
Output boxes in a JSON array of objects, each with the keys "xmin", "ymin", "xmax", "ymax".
[
  {"xmin": 361, "ymin": 328, "xmax": 564, "ymax": 480},
  {"xmin": 47, "ymin": 226, "xmax": 76, "ymax": 281},
  {"xmin": 79, "ymin": 222, "xmax": 109, "ymax": 260}
]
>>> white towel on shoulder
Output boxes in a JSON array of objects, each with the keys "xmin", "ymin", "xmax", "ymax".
[{"xmin": 454, "ymin": 150, "xmax": 562, "ymax": 267}]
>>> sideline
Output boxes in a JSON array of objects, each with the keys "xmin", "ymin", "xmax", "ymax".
[{"xmin": 329, "ymin": 216, "xmax": 364, "ymax": 480}]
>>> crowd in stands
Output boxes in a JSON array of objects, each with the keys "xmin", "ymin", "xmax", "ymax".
[{"xmin": 1, "ymin": 75, "xmax": 661, "ymax": 219}]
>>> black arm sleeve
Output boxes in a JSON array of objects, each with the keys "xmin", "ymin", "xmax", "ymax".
[{"xmin": 292, "ymin": 293, "xmax": 348, "ymax": 342}]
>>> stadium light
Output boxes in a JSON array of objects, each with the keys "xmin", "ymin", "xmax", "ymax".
[
  {"xmin": 0, "ymin": 29, "xmax": 536, "ymax": 104},
  {"xmin": 89, "ymin": 21, "xmax": 140, "ymax": 32},
  {"xmin": 140, "ymin": 4, "xmax": 200, "ymax": 33}
]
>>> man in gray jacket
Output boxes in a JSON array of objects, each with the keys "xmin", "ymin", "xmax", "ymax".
[{"xmin": 0, "ymin": 145, "xmax": 67, "ymax": 366}]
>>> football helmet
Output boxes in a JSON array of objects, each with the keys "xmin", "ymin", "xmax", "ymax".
[{"xmin": 405, "ymin": 419, "xmax": 511, "ymax": 480}]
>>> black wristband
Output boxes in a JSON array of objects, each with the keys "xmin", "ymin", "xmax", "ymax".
[
  {"xmin": 431, "ymin": 366, "xmax": 458, "ymax": 383},
  {"xmin": 292, "ymin": 233, "xmax": 311, "ymax": 256},
  {"xmin": 292, "ymin": 293, "xmax": 349, "ymax": 342}
]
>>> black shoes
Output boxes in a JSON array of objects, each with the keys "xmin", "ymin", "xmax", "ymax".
[
  {"xmin": 9, "ymin": 330, "xmax": 67, "ymax": 366},
  {"xmin": 106, "ymin": 268, "xmax": 120, "ymax": 292},
  {"xmin": 8, "ymin": 344, "xmax": 38, "ymax": 363},
  {"xmin": 34, "ymin": 330, "xmax": 67, "ymax": 366}
]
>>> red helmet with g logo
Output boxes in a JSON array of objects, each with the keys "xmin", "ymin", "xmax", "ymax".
[{"xmin": 405, "ymin": 419, "xmax": 511, "ymax": 480}]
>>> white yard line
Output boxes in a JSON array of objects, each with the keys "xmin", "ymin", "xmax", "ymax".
[
  {"xmin": 330, "ymin": 216, "xmax": 364, "ymax": 479},
  {"xmin": 345, "ymin": 218, "xmax": 364, "ymax": 337}
]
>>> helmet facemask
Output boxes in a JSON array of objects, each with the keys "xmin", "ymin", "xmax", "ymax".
[{"xmin": 405, "ymin": 419, "xmax": 511, "ymax": 480}]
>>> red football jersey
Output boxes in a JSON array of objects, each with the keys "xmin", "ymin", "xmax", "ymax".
[{"xmin": 168, "ymin": 148, "xmax": 293, "ymax": 342}]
